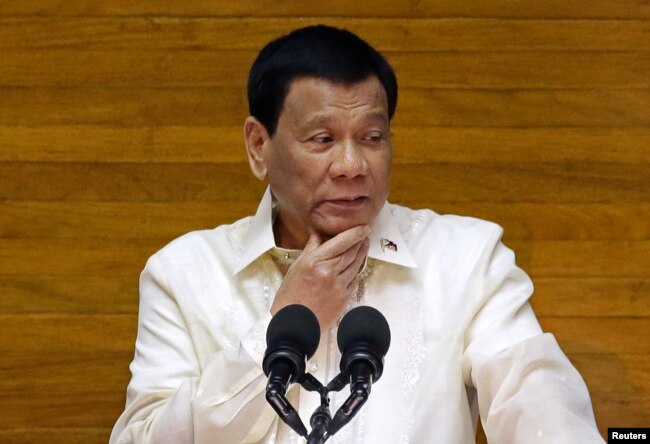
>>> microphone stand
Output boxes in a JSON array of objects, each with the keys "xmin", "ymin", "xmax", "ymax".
[
  {"xmin": 307, "ymin": 400, "xmax": 331, "ymax": 443},
  {"xmin": 300, "ymin": 374, "xmax": 331, "ymax": 444},
  {"xmin": 271, "ymin": 369, "xmax": 372, "ymax": 443},
  {"xmin": 323, "ymin": 372, "xmax": 370, "ymax": 439},
  {"xmin": 301, "ymin": 371, "xmax": 368, "ymax": 443}
]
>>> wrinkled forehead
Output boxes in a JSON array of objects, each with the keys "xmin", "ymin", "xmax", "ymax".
[
  {"xmin": 285, "ymin": 74, "xmax": 388, "ymax": 101},
  {"xmin": 279, "ymin": 76, "xmax": 390, "ymax": 125}
]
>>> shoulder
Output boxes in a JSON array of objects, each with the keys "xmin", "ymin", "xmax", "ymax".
[
  {"xmin": 386, "ymin": 204, "xmax": 525, "ymax": 300},
  {"xmin": 387, "ymin": 202, "xmax": 503, "ymax": 247},
  {"xmin": 145, "ymin": 215, "xmax": 253, "ymax": 273}
]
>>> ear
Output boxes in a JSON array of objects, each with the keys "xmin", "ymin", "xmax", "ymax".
[{"xmin": 243, "ymin": 116, "xmax": 270, "ymax": 181}]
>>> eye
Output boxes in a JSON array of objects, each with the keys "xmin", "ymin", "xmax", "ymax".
[
  {"xmin": 362, "ymin": 131, "xmax": 384, "ymax": 143},
  {"xmin": 311, "ymin": 134, "xmax": 334, "ymax": 144}
]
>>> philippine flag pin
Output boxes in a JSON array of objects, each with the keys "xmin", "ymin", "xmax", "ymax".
[{"xmin": 381, "ymin": 238, "xmax": 398, "ymax": 252}]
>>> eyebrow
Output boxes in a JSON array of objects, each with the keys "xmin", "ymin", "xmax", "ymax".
[
  {"xmin": 303, "ymin": 111, "xmax": 388, "ymax": 128},
  {"xmin": 304, "ymin": 115, "xmax": 334, "ymax": 127},
  {"xmin": 363, "ymin": 112, "xmax": 389, "ymax": 125}
]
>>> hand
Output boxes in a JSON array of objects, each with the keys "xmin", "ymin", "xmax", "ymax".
[{"xmin": 270, "ymin": 225, "xmax": 370, "ymax": 332}]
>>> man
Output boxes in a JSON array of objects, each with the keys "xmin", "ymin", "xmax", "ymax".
[{"xmin": 111, "ymin": 25, "xmax": 604, "ymax": 443}]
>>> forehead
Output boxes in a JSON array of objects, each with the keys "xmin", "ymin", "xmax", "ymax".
[{"xmin": 280, "ymin": 76, "xmax": 389, "ymax": 124}]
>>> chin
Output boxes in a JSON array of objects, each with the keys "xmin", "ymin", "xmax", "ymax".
[{"xmin": 315, "ymin": 214, "xmax": 375, "ymax": 237}]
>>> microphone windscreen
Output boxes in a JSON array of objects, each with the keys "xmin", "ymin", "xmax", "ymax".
[
  {"xmin": 337, "ymin": 306, "xmax": 391, "ymax": 357},
  {"xmin": 266, "ymin": 304, "xmax": 321, "ymax": 359}
]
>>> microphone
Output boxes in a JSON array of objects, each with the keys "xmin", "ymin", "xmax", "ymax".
[
  {"xmin": 327, "ymin": 306, "xmax": 391, "ymax": 438},
  {"xmin": 263, "ymin": 304, "xmax": 321, "ymax": 438}
]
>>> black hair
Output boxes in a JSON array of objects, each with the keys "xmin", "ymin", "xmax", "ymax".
[{"xmin": 247, "ymin": 24, "xmax": 398, "ymax": 136}]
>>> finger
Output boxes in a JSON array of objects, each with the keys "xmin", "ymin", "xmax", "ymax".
[
  {"xmin": 333, "ymin": 237, "xmax": 367, "ymax": 272},
  {"xmin": 302, "ymin": 229, "xmax": 322, "ymax": 254},
  {"xmin": 314, "ymin": 225, "xmax": 370, "ymax": 260},
  {"xmin": 342, "ymin": 240, "xmax": 369, "ymax": 289},
  {"xmin": 341, "ymin": 237, "xmax": 370, "ymax": 287}
]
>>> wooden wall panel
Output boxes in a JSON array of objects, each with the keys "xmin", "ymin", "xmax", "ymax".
[
  {"xmin": 1, "ymin": 88, "xmax": 648, "ymax": 127},
  {"xmin": 2, "ymin": 202, "xmax": 649, "ymax": 241},
  {"xmin": 1, "ymin": 275, "xmax": 648, "ymax": 317},
  {"xmin": 2, "ymin": 315, "xmax": 648, "ymax": 357},
  {"xmin": 1, "ymin": 238, "xmax": 648, "ymax": 278},
  {"xmin": 0, "ymin": 163, "xmax": 648, "ymax": 203},
  {"xmin": 0, "ymin": 321, "xmax": 647, "ymax": 431},
  {"xmin": 0, "ymin": 3, "xmax": 647, "ymax": 443},
  {"xmin": 2, "ymin": 238, "xmax": 650, "ymax": 284},
  {"xmin": 1, "ymin": 50, "xmax": 648, "ymax": 88},
  {"xmin": 3, "ymin": 126, "xmax": 650, "ymax": 163},
  {"xmin": 395, "ymin": 89, "xmax": 650, "ymax": 127},
  {"xmin": 1, "ymin": 18, "xmax": 649, "ymax": 52},
  {"xmin": 0, "ymin": 428, "xmax": 111, "ymax": 444},
  {"xmin": 1, "ymin": 1, "xmax": 649, "ymax": 19},
  {"xmin": 0, "ymin": 276, "xmax": 139, "ymax": 314}
]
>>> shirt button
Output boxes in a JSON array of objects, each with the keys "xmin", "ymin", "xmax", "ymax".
[{"xmin": 308, "ymin": 361, "xmax": 319, "ymax": 373}]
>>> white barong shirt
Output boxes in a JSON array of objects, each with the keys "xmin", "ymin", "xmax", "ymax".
[{"xmin": 110, "ymin": 188, "xmax": 604, "ymax": 443}]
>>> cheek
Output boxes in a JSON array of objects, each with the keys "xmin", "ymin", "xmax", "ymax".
[
  {"xmin": 266, "ymin": 152, "xmax": 320, "ymax": 206},
  {"xmin": 370, "ymin": 152, "xmax": 392, "ymax": 185},
  {"xmin": 270, "ymin": 156, "xmax": 310, "ymax": 184},
  {"xmin": 275, "ymin": 150, "xmax": 328, "ymax": 183}
]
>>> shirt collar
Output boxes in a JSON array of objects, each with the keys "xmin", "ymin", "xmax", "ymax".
[{"xmin": 233, "ymin": 186, "xmax": 417, "ymax": 274}]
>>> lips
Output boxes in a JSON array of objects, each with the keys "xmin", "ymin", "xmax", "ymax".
[{"xmin": 324, "ymin": 196, "xmax": 369, "ymax": 208}]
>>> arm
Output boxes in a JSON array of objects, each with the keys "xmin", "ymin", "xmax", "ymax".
[
  {"xmin": 110, "ymin": 255, "xmax": 276, "ymax": 444},
  {"xmin": 462, "ymin": 229, "xmax": 605, "ymax": 443}
]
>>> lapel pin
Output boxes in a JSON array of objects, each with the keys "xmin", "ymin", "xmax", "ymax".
[{"xmin": 381, "ymin": 238, "xmax": 398, "ymax": 252}]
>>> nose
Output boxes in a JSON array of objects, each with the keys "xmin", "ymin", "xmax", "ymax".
[{"xmin": 329, "ymin": 139, "xmax": 368, "ymax": 179}]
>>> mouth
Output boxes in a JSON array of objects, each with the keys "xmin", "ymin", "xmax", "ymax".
[{"xmin": 323, "ymin": 196, "xmax": 369, "ymax": 209}]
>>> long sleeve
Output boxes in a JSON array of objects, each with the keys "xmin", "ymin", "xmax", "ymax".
[
  {"xmin": 110, "ymin": 254, "xmax": 276, "ymax": 444},
  {"xmin": 473, "ymin": 334, "xmax": 605, "ymax": 443},
  {"xmin": 462, "ymin": 229, "xmax": 605, "ymax": 443}
]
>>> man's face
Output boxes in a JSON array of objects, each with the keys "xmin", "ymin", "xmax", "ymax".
[{"xmin": 258, "ymin": 76, "xmax": 392, "ymax": 247}]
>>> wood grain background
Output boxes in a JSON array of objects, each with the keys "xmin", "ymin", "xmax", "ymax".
[{"xmin": 0, "ymin": 2, "xmax": 648, "ymax": 442}]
